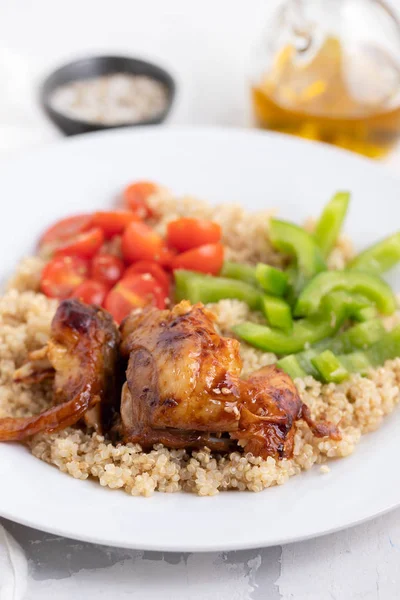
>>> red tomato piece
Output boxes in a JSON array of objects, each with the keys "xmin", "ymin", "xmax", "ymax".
[
  {"xmin": 104, "ymin": 274, "xmax": 167, "ymax": 323},
  {"xmin": 92, "ymin": 210, "xmax": 140, "ymax": 239},
  {"xmin": 121, "ymin": 221, "xmax": 165, "ymax": 263},
  {"xmin": 167, "ymin": 218, "xmax": 222, "ymax": 252},
  {"xmin": 40, "ymin": 256, "xmax": 89, "ymax": 299},
  {"xmin": 54, "ymin": 228, "xmax": 104, "ymax": 259},
  {"xmin": 91, "ymin": 253, "xmax": 125, "ymax": 287},
  {"xmin": 39, "ymin": 214, "xmax": 93, "ymax": 249},
  {"xmin": 157, "ymin": 247, "xmax": 177, "ymax": 270},
  {"xmin": 71, "ymin": 280, "xmax": 108, "ymax": 305},
  {"xmin": 171, "ymin": 243, "xmax": 224, "ymax": 275},
  {"xmin": 124, "ymin": 261, "xmax": 171, "ymax": 294},
  {"xmin": 123, "ymin": 181, "xmax": 158, "ymax": 218},
  {"xmin": 99, "ymin": 234, "xmax": 123, "ymax": 258}
]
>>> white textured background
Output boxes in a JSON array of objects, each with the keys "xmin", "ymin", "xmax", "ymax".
[{"xmin": 1, "ymin": 0, "xmax": 400, "ymax": 598}]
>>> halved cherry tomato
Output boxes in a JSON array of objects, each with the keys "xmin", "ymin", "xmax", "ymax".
[
  {"xmin": 39, "ymin": 214, "xmax": 92, "ymax": 249},
  {"xmin": 171, "ymin": 243, "xmax": 224, "ymax": 275},
  {"xmin": 40, "ymin": 256, "xmax": 89, "ymax": 299},
  {"xmin": 167, "ymin": 218, "xmax": 222, "ymax": 252},
  {"xmin": 124, "ymin": 261, "xmax": 171, "ymax": 294},
  {"xmin": 92, "ymin": 210, "xmax": 140, "ymax": 239},
  {"xmin": 71, "ymin": 279, "xmax": 108, "ymax": 305},
  {"xmin": 121, "ymin": 221, "xmax": 165, "ymax": 263},
  {"xmin": 157, "ymin": 247, "xmax": 177, "ymax": 270},
  {"xmin": 100, "ymin": 235, "xmax": 123, "ymax": 258},
  {"xmin": 54, "ymin": 228, "xmax": 104, "ymax": 259},
  {"xmin": 91, "ymin": 253, "xmax": 125, "ymax": 287},
  {"xmin": 104, "ymin": 274, "xmax": 167, "ymax": 323},
  {"xmin": 123, "ymin": 181, "xmax": 158, "ymax": 218}
]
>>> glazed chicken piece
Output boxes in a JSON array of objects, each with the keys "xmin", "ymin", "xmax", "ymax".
[
  {"xmin": 120, "ymin": 301, "xmax": 340, "ymax": 459},
  {"xmin": 0, "ymin": 299, "xmax": 120, "ymax": 441}
]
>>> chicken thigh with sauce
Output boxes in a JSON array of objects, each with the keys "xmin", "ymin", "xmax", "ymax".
[
  {"xmin": 0, "ymin": 299, "xmax": 120, "ymax": 441},
  {"xmin": 120, "ymin": 301, "xmax": 340, "ymax": 458}
]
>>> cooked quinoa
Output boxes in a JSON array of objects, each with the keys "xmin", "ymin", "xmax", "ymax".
[{"xmin": 1, "ymin": 190, "xmax": 400, "ymax": 497}]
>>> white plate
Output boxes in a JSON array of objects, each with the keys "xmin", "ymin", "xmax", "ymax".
[{"xmin": 1, "ymin": 127, "xmax": 400, "ymax": 552}]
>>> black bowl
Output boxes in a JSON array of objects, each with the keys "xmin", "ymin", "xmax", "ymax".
[{"xmin": 40, "ymin": 55, "xmax": 176, "ymax": 136}]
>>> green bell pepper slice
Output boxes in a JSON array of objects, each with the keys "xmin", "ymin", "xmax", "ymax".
[
  {"xmin": 260, "ymin": 295, "xmax": 292, "ymax": 332},
  {"xmin": 284, "ymin": 264, "xmax": 301, "ymax": 307},
  {"xmin": 269, "ymin": 219, "xmax": 326, "ymax": 283},
  {"xmin": 311, "ymin": 325, "xmax": 400, "ymax": 382},
  {"xmin": 295, "ymin": 271, "xmax": 396, "ymax": 317},
  {"xmin": 314, "ymin": 191, "xmax": 350, "ymax": 257},
  {"xmin": 220, "ymin": 261, "xmax": 257, "ymax": 286},
  {"xmin": 311, "ymin": 350, "xmax": 349, "ymax": 383},
  {"xmin": 255, "ymin": 263, "xmax": 289, "ymax": 296},
  {"xmin": 348, "ymin": 232, "xmax": 400, "ymax": 275},
  {"xmin": 279, "ymin": 319, "xmax": 386, "ymax": 379},
  {"xmin": 234, "ymin": 314, "xmax": 342, "ymax": 356},
  {"xmin": 234, "ymin": 292, "xmax": 353, "ymax": 355},
  {"xmin": 352, "ymin": 305, "xmax": 379, "ymax": 322},
  {"xmin": 340, "ymin": 327, "xmax": 400, "ymax": 375},
  {"xmin": 234, "ymin": 292, "xmax": 373, "ymax": 356},
  {"xmin": 338, "ymin": 352, "xmax": 371, "ymax": 376},
  {"xmin": 234, "ymin": 318, "xmax": 333, "ymax": 356},
  {"xmin": 295, "ymin": 349, "xmax": 320, "ymax": 379},
  {"xmin": 174, "ymin": 270, "xmax": 261, "ymax": 310},
  {"xmin": 364, "ymin": 325, "xmax": 400, "ymax": 367},
  {"xmin": 314, "ymin": 318, "xmax": 386, "ymax": 354},
  {"xmin": 220, "ymin": 261, "xmax": 289, "ymax": 298},
  {"xmin": 276, "ymin": 355, "xmax": 307, "ymax": 379}
]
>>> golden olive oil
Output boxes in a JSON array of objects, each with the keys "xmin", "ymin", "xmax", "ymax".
[{"xmin": 252, "ymin": 37, "xmax": 400, "ymax": 158}]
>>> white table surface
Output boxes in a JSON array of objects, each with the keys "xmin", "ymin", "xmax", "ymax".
[{"xmin": 1, "ymin": 0, "xmax": 400, "ymax": 598}]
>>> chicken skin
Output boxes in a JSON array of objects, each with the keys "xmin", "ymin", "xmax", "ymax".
[
  {"xmin": 0, "ymin": 299, "xmax": 120, "ymax": 441},
  {"xmin": 120, "ymin": 301, "xmax": 339, "ymax": 458}
]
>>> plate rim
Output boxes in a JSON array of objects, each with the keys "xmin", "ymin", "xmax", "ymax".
[{"xmin": 1, "ymin": 493, "xmax": 399, "ymax": 553}]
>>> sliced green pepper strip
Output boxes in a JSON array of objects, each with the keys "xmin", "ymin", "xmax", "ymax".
[
  {"xmin": 364, "ymin": 325, "xmax": 400, "ymax": 367},
  {"xmin": 295, "ymin": 271, "xmax": 396, "ymax": 317},
  {"xmin": 260, "ymin": 295, "xmax": 292, "ymax": 332},
  {"xmin": 296, "ymin": 349, "xmax": 320, "ymax": 379},
  {"xmin": 269, "ymin": 219, "xmax": 326, "ymax": 284},
  {"xmin": 313, "ymin": 325, "xmax": 400, "ymax": 382},
  {"xmin": 339, "ymin": 352, "xmax": 371, "ymax": 376},
  {"xmin": 220, "ymin": 261, "xmax": 257, "ymax": 286},
  {"xmin": 234, "ymin": 316, "xmax": 338, "ymax": 356},
  {"xmin": 276, "ymin": 355, "xmax": 307, "ymax": 379},
  {"xmin": 311, "ymin": 350, "xmax": 349, "ymax": 383},
  {"xmin": 174, "ymin": 270, "xmax": 261, "ymax": 310},
  {"xmin": 284, "ymin": 264, "xmax": 301, "ymax": 307},
  {"xmin": 348, "ymin": 232, "xmax": 400, "ymax": 275},
  {"xmin": 352, "ymin": 305, "xmax": 379, "ymax": 322},
  {"xmin": 314, "ymin": 191, "xmax": 350, "ymax": 257},
  {"xmin": 278, "ymin": 352, "xmax": 318, "ymax": 379},
  {"xmin": 314, "ymin": 318, "xmax": 386, "ymax": 353},
  {"xmin": 233, "ymin": 292, "xmax": 351, "ymax": 355},
  {"xmin": 340, "ymin": 318, "xmax": 386, "ymax": 351},
  {"xmin": 279, "ymin": 319, "xmax": 386, "ymax": 380},
  {"xmin": 220, "ymin": 261, "xmax": 290, "ymax": 299},
  {"xmin": 255, "ymin": 263, "xmax": 288, "ymax": 296},
  {"xmin": 340, "ymin": 327, "xmax": 400, "ymax": 374}
]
